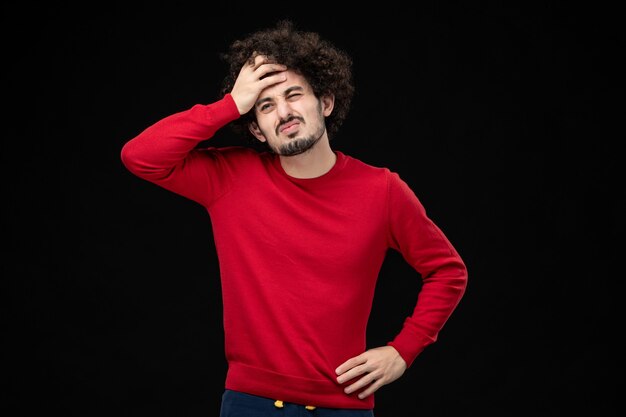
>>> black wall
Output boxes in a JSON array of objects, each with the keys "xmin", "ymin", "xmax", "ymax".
[{"xmin": 4, "ymin": 3, "xmax": 621, "ymax": 416}]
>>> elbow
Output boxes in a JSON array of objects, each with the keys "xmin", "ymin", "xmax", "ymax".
[
  {"xmin": 456, "ymin": 260, "xmax": 469, "ymax": 294},
  {"xmin": 119, "ymin": 140, "xmax": 174, "ymax": 182},
  {"xmin": 120, "ymin": 141, "xmax": 134, "ymax": 170},
  {"xmin": 120, "ymin": 140, "xmax": 145, "ymax": 176},
  {"xmin": 450, "ymin": 267, "xmax": 468, "ymax": 298},
  {"xmin": 426, "ymin": 258, "xmax": 468, "ymax": 296}
]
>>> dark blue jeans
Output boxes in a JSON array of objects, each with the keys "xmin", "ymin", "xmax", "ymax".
[{"xmin": 219, "ymin": 389, "xmax": 375, "ymax": 417}]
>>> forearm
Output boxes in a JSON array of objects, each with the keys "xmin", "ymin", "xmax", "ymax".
[
  {"xmin": 120, "ymin": 94, "xmax": 240, "ymax": 181},
  {"xmin": 388, "ymin": 258, "xmax": 467, "ymax": 367},
  {"xmin": 385, "ymin": 172, "xmax": 469, "ymax": 367}
]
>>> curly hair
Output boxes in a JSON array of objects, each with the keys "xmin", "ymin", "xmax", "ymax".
[{"xmin": 219, "ymin": 20, "xmax": 355, "ymax": 142}]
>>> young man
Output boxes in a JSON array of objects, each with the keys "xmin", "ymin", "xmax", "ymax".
[{"xmin": 121, "ymin": 20, "xmax": 468, "ymax": 417}]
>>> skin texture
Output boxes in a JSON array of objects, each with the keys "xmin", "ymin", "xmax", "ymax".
[{"xmin": 229, "ymin": 54, "xmax": 407, "ymax": 399}]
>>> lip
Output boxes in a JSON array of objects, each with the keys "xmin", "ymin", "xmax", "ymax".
[{"xmin": 279, "ymin": 120, "xmax": 300, "ymax": 133}]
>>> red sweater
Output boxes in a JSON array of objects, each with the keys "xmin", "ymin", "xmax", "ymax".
[{"xmin": 120, "ymin": 94, "xmax": 468, "ymax": 409}]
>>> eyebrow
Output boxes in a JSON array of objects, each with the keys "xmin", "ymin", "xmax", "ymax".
[{"xmin": 255, "ymin": 86, "xmax": 305, "ymax": 108}]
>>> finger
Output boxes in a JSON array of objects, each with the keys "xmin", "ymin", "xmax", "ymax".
[
  {"xmin": 259, "ymin": 72, "xmax": 287, "ymax": 87},
  {"xmin": 336, "ymin": 363, "xmax": 369, "ymax": 384},
  {"xmin": 250, "ymin": 53, "xmax": 265, "ymax": 67},
  {"xmin": 357, "ymin": 379, "xmax": 383, "ymax": 400},
  {"xmin": 336, "ymin": 355, "xmax": 367, "ymax": 376},
  {"xmin": 238, "ymin": 56, "xmax": 261, "ymax": 75},
  {"xmin": 251, "ymin": 54, "xmax": 277, "ymax": 69},
  {"xmin": 256, "ymin": 63, "xmax": 287, "ymax": 78},
  {"xmin": 343, "ymin": 372, "xmax": 377, "ymax": 395}
]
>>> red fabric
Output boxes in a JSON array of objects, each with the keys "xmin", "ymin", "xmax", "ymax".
[{"xmin": 121, "ymin": 94, "xmax": 468, "ymax": 409}]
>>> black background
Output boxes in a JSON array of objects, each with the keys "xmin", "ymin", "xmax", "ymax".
[{"xmin": 3, "ymin": 2, "xmax": 622, "ymax": 416}]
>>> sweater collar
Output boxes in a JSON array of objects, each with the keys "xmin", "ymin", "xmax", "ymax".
[{"xmin": 271, "ymin": 151, "xmax": 346, "ymax": 184}]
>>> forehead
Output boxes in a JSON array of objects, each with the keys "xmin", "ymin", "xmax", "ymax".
[{"xmin": 260, "ymin": 70, "xmax": 312, "ymax": 98}]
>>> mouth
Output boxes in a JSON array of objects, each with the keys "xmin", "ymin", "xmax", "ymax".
[{"xmin": 279, "ymin": 120, "xmax": 301, "ymax": 134}]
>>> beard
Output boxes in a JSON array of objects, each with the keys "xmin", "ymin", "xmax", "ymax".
[
  {"xmin": 270, "ymin": 102, "xmax": 326, "ymax": 156},
  {"xmin": 274, "ymin": 131, "xmax": 323, "ymax": 156}
]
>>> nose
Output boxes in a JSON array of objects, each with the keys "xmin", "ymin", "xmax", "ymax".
[{"xmin": 276, "ymin": 99, "xmax": 293, "ymax": 120}]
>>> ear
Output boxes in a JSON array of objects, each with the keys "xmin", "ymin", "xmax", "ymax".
[
  {"xmin": 248, "ymin": 121, "xmax": 267, "ymax": 142},
  {"xmin": 321, "ymin": 94, "xmax": 335, "ymax": 117}
]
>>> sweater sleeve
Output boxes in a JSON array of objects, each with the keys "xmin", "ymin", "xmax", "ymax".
[
  {"xmin": 120, "ymin": 94, "xmax": 241, "ymax": 207},
  {"xmin": 385, "ymin": 172, "xmax": 468, "ymax": 367}
]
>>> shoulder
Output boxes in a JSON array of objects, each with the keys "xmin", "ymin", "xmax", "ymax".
[
  {"xmin": 341, "ymin": 152, "xmax": 421, "ymax": 201},
  {"xmin": 341, "ymin": 151, "xmax": 403, "ymax": 184},
  {"xmin": 341, "ymin": 152, "xmax": 391, "ymax": 176}
]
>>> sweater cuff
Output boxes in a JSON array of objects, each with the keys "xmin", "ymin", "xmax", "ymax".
[
  {"xmin": 200, "ymin": 93, "xmax": 241, "ymax": 127},
  {"xmin": 222, "ymin": 93, "xmax": 241, "ymax": 119},
  {"xmin": 387, "ymin": 331, "xmax": 434, "ymax": 368}
]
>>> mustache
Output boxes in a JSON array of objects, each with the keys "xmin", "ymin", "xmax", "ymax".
[{"xmin": 276, "ymin": 116, "xmax": 305, "ymax": 135}]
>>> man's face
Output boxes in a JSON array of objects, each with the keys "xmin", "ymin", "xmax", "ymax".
[{"xmin": 250, "ymin": 70, "xmax": 333, "ymax": 156}]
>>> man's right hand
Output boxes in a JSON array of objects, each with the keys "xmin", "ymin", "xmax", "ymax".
[{"xmin": 229, "ymin": 55, "xmax": 288, "ymax": 115}]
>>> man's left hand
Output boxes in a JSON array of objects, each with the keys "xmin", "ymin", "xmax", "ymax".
[{"xmin": 335, "ymin": 346, "xmax": 407, "ymax": 399}]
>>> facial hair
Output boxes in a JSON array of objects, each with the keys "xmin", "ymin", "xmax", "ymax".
[
  {"xmin": 268, "ymin": 101, "xmax": 326, "ymax": 156},
  {"xmin": 274, "ymin": 129, "xmax": 324, "ymax": 156}
]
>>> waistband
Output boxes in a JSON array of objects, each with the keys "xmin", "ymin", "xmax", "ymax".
[
  {"xmin": 225, "ymin": 362, "xmax": 375, "ymax": 409},
  {"xmin": 221, "ymin": 390, "xmax": 375, "ymax": 416}
]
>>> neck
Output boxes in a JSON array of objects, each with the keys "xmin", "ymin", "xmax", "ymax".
[{"xmin": 279, "ymin": 138, "xmax": 336, "ymax": 179}]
